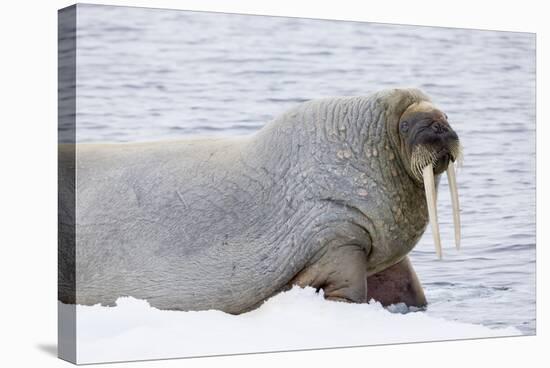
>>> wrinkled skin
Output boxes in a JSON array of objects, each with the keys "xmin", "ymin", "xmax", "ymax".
[{"xmin": 58, "ymin": 88, "xmax": 459, "ymax": 313}]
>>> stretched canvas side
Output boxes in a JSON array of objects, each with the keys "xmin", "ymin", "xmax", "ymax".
[{"xmin": 58, "ymin": 5, "xmax": 77, "ymax": 364}]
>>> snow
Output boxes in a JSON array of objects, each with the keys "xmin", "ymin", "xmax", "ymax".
[{"xmin": 66, "ymin": 286, "xmax": 521, "ymax": 364}]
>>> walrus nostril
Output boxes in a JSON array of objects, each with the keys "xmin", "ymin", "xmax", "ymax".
[{"xmin": 431, "ymin": 122, "xmax": 447, "ymax": 134}]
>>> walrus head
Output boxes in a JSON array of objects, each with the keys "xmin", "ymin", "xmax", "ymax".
[{"xmin": 394, "ymin": 100, "xmax": 463, "ymax": 259}]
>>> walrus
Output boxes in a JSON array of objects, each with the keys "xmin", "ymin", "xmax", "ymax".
[{"xmin": 58, "ymin": 88, "xmax": 462, "ymax": 313}]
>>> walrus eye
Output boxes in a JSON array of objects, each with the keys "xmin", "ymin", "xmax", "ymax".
[{"xmin": 400, "ymin": 121, "xmax": 409, "ymax": 133}]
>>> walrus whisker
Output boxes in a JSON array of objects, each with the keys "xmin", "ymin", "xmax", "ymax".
[
  {"xmin": 411, "ymin": 145, "xmax": 437, "ymax": 182},
  {"xmin": 449, "ymin": 140, "xmax": 464, "ymax": 168}
]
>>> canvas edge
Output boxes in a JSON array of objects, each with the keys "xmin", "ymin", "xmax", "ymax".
[{"xmin": 58, "ymin": 4, "xmax": 77, "ymax": 365}]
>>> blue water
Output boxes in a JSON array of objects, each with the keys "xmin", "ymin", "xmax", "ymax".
[{"xmin": 70, "ymin": 4, "xmax": 536, "ymax": 334}]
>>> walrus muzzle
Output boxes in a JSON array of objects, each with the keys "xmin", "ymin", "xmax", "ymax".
[{"xmin": 411, "ymin": 140, "xmax": 463, "ymax": 259}]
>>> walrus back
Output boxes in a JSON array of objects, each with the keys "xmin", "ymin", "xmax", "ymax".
[{"xmin": 62, "ymin": 135, "xmax": 299, "ymax": 312}]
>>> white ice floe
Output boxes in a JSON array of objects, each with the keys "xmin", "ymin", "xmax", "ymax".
[{"xmin": 64, "ymin": 286, "xmax": 521, "ymax": 364}]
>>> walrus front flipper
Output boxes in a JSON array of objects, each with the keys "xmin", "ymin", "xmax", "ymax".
[
  {"xmin": 366, "ymin": 256, "xmax": 427, "ymax": 308},
  {"xmin": 291, "ymin": 244, "xmax": 369, "ymax": 303}
]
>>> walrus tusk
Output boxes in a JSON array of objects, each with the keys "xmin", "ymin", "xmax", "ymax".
[
  {"xmin": 422, "ymin": 164, "xmax": 442, "ymax": 259},
  {"xmin": 447, "ymin": 161, "xmax": 461, "ymax": 251}
]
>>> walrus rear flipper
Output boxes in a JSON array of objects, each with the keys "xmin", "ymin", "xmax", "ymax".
[{"xmin": 367, "ymin": 256, "xmax": 427, "ymax": 308}]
